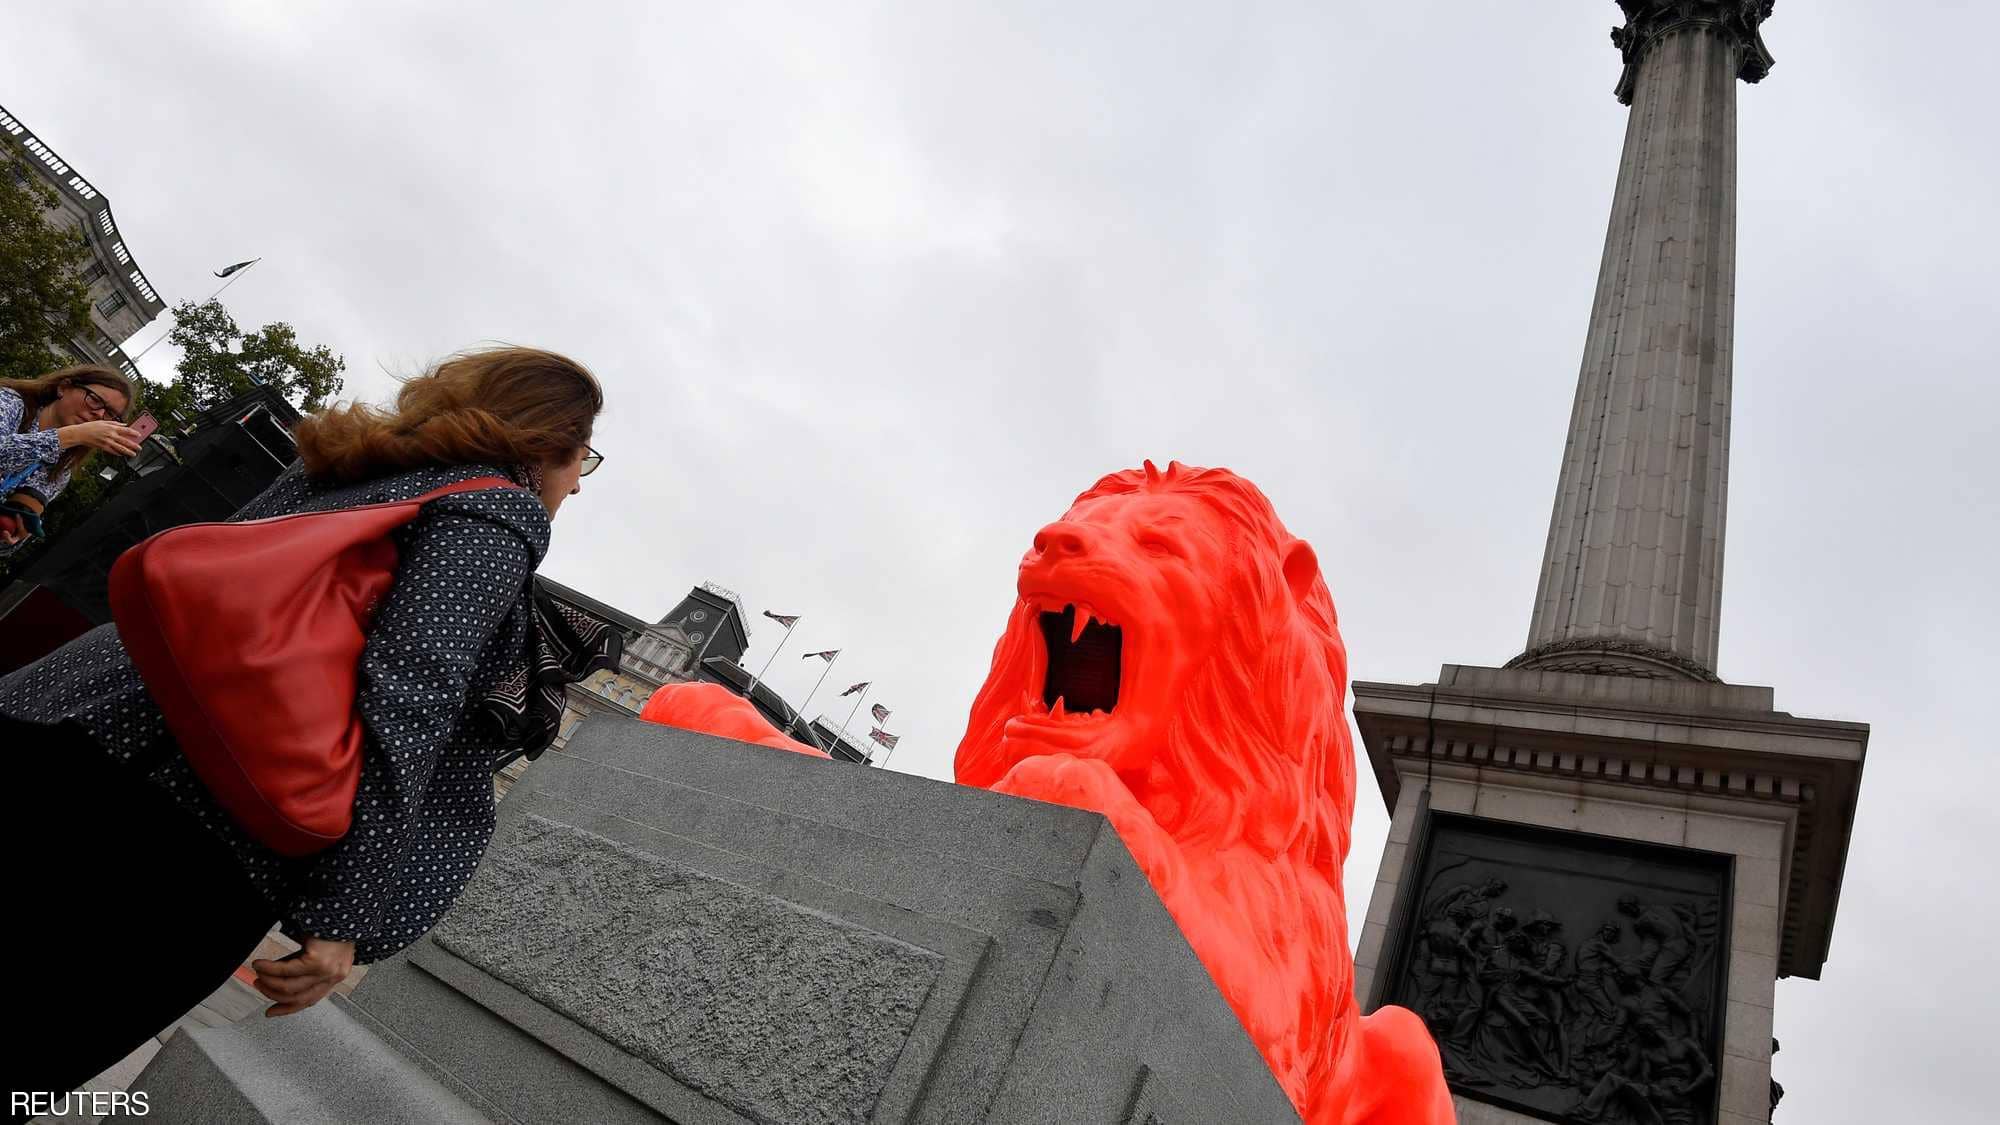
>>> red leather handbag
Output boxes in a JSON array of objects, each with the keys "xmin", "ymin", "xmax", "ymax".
[{"xmin": 109, "ymin": 475, "xmax": 519, "ymax": 857}]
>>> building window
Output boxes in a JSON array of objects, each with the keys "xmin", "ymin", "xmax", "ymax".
[
  {"xmin": 80, "ymin": 261, "xmax": 106, "ymax": 284},
  {"xmin": 96, "ymin": 292, "xmax": 127, "ymax": 317}
]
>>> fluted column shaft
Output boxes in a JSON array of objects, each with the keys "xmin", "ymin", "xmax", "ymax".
[{"xmin": 1519, "ymin": 9, "xmax": 1769, "ymax": 681}]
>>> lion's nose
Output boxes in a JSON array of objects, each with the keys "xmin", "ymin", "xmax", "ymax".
[{"xmin": 1032, "ymin": 522, "xmax": 1090, "ymax": 558}]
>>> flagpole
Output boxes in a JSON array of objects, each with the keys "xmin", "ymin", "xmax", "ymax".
[
  {"xmin": 796, "ymin": 652, "xmax": 839, "ymax": 726},
  {"xmin": 878, "ymin": 734, "xmax": 902, "ymax": 771},
  {"xmin": 746, "ymin": 618, "xmax": 796, "ymax": 696},
  {"xmin": 129, "ymin": 259, "xmax": 262, "ymax": 363},
  {"xmin": 840, "ymin": 684, "xmax": 872, "ymax": 758}
]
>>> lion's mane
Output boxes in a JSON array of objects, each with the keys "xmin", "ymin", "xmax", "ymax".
[{"xmin": 958, "ymin": 462, "xmax": 1355, "ymax": 866}]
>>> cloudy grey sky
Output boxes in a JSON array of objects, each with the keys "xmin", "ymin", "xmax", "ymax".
[{"xmin": 11, "ymin": 1, "xmax": 1996, "ymax": 1117}]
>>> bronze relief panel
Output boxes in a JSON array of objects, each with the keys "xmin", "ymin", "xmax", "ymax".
[{"xmin": 1381, "ymin": 812, "xmax": 1732, "ymax": 1125}]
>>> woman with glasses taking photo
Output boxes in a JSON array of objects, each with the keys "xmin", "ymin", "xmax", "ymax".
[
  {"xmin": 0, "ymin": 346, "xmax": 617, "ymax": 1098},
  {"xmin": 0, "ymin": 365, "xmax": 143, "ymax": 551}
]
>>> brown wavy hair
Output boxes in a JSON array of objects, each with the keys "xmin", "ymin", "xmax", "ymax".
[
  {"xmin": 294, "ymin": 346, "xmax": 602, "ymax": 484},
  {"xmin": 1, "ymin": 365, "xmax": 140, "ymax": 475}
]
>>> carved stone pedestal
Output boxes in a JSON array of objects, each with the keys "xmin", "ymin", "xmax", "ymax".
[
  {"xmin": 1350, "ymin": 666, "xmax": 1863, "ymax": 1125},
  {"xmin": 132, "ymin": 715, "xmax": 1296, "ymax": 1124}
]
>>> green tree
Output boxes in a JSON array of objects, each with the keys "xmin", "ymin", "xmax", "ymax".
[
  {"xmin": 0, "ymin": 141, "xmax": 94, "ymax": 382},
  {"xmin": 148, "ymin": 298, "xmax": 346, "ymax": 423}
]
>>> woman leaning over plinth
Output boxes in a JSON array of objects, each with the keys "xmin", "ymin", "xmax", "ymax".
[
  {"xmin": 0, "ymin": 347, "xmax": 620, "ymax": 1097},
  {"xmin": 0, "ymin": 365, "xmax": 143, "ymax": 551}
]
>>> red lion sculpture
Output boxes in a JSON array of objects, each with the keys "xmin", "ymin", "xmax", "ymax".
[
  {"xmin": 638, "ymin": 681, "xmax": 825, "ymax": 757},
  {"xmin": 954, "ymin": 461, "xmax": 1449, "ymax": 1124},
  {"xmin": 644, "ymin": 461, "xmax": 1450, "ymax": 1123}
]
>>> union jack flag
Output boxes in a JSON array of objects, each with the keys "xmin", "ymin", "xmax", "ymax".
[
  {"xmin": 803, "ymin": 649, "xmax": 840, "ymax": 662},
  {"xmin": 869, "ymin": 728, "xmax": 899, "ymax": 750},
  {"xmin": 762, "ymin": 611, "xmax": 800, "ymax": 628},
  {"xmin": 841, "ymin": 681, "xmax": 870, "ymax": 697},
  {"xmin": 870, "ymin": 704, "xmax": 890, "ymax": 724}
]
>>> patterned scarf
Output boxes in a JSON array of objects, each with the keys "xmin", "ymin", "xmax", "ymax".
[{"xmin": 480, "ymin": 577, "xmax": 622, "ymax": 768}]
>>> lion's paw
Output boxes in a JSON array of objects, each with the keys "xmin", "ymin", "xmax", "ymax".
[
  {"xmin": 994, "ymin": 753, "xmax": 1124, "ymax": 807},
  {"xmin": 1334, "ymin": 1005, "xmax": 1454, "ymax": 1125},
  {"xmin": 994, "ymin": 754, "xmax": 1184, "ymax": 892}
]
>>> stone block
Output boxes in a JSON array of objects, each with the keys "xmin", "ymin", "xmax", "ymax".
[
  {"xmin": 1364, "ymin": 879, "xmax": 1400, "ymax": 928},
  {"xmin": 1350, "ymin": 962, "xmax": 1377, "ymax": 1011},
  {"xmin": 1730, "ymin": 901, "xmax": 1780, "ymax": 959},
  {"xmin": 1717, "ymin": 1053, "xmax": 1772, "ymax": 1120},
  {"xmin": 82, "ymin": 1036, "xmax": 160, "ymax": 1092},
  {"xmin": 1735, "ymin": 856, "xmax": 1783, "ymax": 908},
  {"xmin": 1684, "ymin": 809, "xmax": 1784, "ymax": 858},
  {"xmin": 130, "ymin": 1001, "xmax": 489, "ymax": 1125},
  {"xmin": 1423, "ymin": 777, "xmax": 1479, "ymax": 814},
  {"xmin": 429, "ymin": 813, "xmax": 953, "ymax": 1125},
  {"xmin": 1354, "ymin": 920, "xmax": 1388, "ymax": 974},
  {"xmin": 1453, "ymin": 1094, "xmax": 1541, "ymax": 1123},
  {"xmin": 1576, "ymin": 794, "xmax": 1687, "ymax": 844},
  {"xmin": 1723, "ymin": 1000, "xmax": 1774, "ymax": 1061},
  {"xmin": 141, "ymin": 716, "xmax": 1297, "ymax": 1124},
  {"xmin": 1372, "ymin": 840, "xmax": 1407, "ymax": 885},
  {"xmin": 1471, "ymin": 782, "xmax": 1581, "ymax": 830},
  {"xmin": 1727, "ymin": 949, "xmax": 1778, "ymax": 1009}
]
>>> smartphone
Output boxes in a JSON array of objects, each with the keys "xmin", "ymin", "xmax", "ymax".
[{"xmin": 129, "ymin": 412, "xmax": 159, "ymax": 441}]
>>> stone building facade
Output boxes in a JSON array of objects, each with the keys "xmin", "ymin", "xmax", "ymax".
[
  {"xmin": 1, "ymin": 101, "xmax": 166, "ymax": 375},
  {"xmin": 493, "ymin": 579, "xmax": 883, "ymax": 799}
]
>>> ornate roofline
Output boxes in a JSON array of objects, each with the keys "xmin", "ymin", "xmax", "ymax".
[{"xmin": 0, "ymin": 102, "xmax": 168, "ymax": 324}]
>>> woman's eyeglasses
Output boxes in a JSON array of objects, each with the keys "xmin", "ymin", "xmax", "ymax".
[
  {"xmin": 580, "ymin": 445, "xmax": 603, "ymax": 477},
  {"xmin": 80, "ymin": 386, "xmax": 114, "ymax": 419}
]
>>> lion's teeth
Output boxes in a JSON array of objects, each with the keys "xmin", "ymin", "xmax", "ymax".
[
  {"xmin": 1051, "ymin": 696, "xmax": 1068, "ymax": 719},
  {"xmin": 1070, "ymin": 608, "xmax": 1089, "ymax": 644}
]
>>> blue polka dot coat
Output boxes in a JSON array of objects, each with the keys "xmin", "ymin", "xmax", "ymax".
[{"xmin": 0, "ymin": 461, "xmax": 551, "ymax": 963}]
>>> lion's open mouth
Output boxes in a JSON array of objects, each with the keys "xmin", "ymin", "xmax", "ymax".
[{"xmin": 1037, "ymin": 603, "xmax": 1122, "ymax": 716}]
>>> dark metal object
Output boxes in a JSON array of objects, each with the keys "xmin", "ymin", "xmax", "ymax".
[
  {"xmin": 1382, "ymin": 813, "xmax": 1732, "ymax": 1124},
  {"xmin": 1611, "ymin": 1, "xmax": 1777, "ymax": 104}
]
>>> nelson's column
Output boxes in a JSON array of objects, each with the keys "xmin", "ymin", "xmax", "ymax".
[{"xmin": 1350, "ymin": 5, "xmax": 1866, "ymax": 1124}]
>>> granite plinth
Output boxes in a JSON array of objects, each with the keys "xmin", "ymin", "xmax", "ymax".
[
  {"xmin": 129, "ymin": 998, "xmax": 487, "ymax": 1125},
  {"xmin": 134, "ymin": 715, "xmax": 1296, "ymax": 1123},
  {"xmin": 1350, "ymin": 664, "xmax": 1864, "ymax": 1125}
]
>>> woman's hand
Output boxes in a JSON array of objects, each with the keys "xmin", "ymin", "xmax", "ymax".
[
  {"xmin": 57, "ymin": 419, "xmax": 143, "ymax": 458},
  {"xmin": 250, "ymin": 936, "xmax": 355, "ymax": 1017},
  {"xmin": 0, "ymin": 512, "xmax": 22, "ymax": 545}
]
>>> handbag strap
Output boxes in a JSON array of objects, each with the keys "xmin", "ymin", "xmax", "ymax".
[{"xmin": 407, "ymin": 474, "xmax": 522, "ymax": 505}]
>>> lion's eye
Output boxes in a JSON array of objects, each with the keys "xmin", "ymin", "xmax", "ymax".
[{"xmin": 1137, "ymin": 533, "xmax": 1184, "ymax": 558}]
